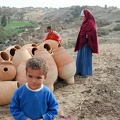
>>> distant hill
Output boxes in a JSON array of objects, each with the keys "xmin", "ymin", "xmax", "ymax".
[
  {"xmin": 1, "ymin": 5, "xmax": 120, "ymax": 43},
  {"xmin": 23, "ymin": 6, "xmax": 120, "ymax": 25},
  {"xmin": 1, "ymin": 5, "xmax": 120, "ymax": 24}
]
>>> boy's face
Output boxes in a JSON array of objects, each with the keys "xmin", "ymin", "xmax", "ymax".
[
  {"xmin": 26, "ymin": 67, "xmax": 47, "ymax": 90},
  {"xmin": 47, "ymin": 29, "xmax": 52, "ymax": 33}
]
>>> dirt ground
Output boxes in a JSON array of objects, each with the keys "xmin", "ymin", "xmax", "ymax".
[
  {"xmin": 55, "ymin": 43, "xmax": 120, "ymax": 120},
  {"xmin": 0, "ymin": 31, "xmax": 120, "ymax": 120}
]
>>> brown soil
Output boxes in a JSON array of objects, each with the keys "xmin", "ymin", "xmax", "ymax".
[{"xmin": 0, "ymin": 30, "xmax": 120, "ymax": 120}]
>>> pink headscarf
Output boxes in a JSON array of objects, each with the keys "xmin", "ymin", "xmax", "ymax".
[{"xmin": 74, "ymin": 9, "xmax": 99, "ymax": 54}]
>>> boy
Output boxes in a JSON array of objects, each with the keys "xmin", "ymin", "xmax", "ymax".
[
  {"xmin": 43, "ymin": 26, "xmax": 62, "ymax": 43},
  {"xmin": 10, "ymin": 57, "xmax": 59, "ymax": 120}
]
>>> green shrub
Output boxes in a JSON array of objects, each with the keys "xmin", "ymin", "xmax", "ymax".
[
  {"xmin": 0, "ymin": 21, "xmax": 37, "ymax": 42},
  {"xmin": 115, "ymin": 20, "xmax": 120, "ymax": 23},
  {"xmin": 70, "ymin": 6, "xmax": 87, "ymax": 18},
  {"xmin": 96, "ymin": 19, "xmax": 111, "ymax": 27},
  {"xmin": 0, "ymin": 27, "xmax": 7, "ymax": 43},
  {"xmin": 97, "ymin": 28, "xmax": 111, "ymax": 36},
  {"xmin": 113, "ymin": 24, "xmax": 120, "ymax": 31}
]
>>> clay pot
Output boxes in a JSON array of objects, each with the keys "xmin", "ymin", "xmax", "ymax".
[
  {"xmin": 52, "ymin": 46, "xmax": 76, "ymax": 84},
  {"xmin": 22, "ymin": 43, "xmax": 38, "ymax": 49},
  {"xmin": 0, "ymin": 51, "xmax": 10, "ymax": 63},
  {"xmin": 37, "ymin": 42, "xmax": 52, "ymax": 53},
  {"xmin": 34, "ymin": 49, "xmax": 58, "ymax": 91},
  {"xmin": 0, "ymin": 61, "xmax": 16, "ymax": 81},
  {"xmin": 0, "ymin": 81, "xmax": 19, "ymax": 105},
  {"xmin": 43, "ymin": 40, "xmax": 61, "ymax": 51},
  {"xmin": 28, "ymin": 47, "xmax": 38, "ymax": 56},
  {"xmin": 12, "ymin": 48, "xmax": 32, "ymax": 69},
  {"xmin": 15, "ymin": 60, "xmax": 27, "ymax": 86},
  {"xmin": 5, "ymin": 45, "xmax": 21, "ymax": 53},
  {"xmin": 4, "ymin": 45, "xmax": 21, "ymax": 61},
  {"xmin": 14, "ymin": 45, "xmax": 21, "ymax": 49},
  {"xmin": 22, "ymin": 43, "xmax": 38, "ymax": 56},
  {"xmin": 4, "ymin": 46, "xmax": 14, "ymax": 54},
  {"xmin": 6, "ymin": 48, "xmax": 16, "ymax": 61}
]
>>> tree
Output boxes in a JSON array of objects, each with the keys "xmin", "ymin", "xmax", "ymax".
[
  {"xmin": 71, "ymin": 6, "xmax": 86, "ymax": 18},
  {"xmin": 8, "ymin": 16, "xmax": 11, "ymax": 24},
  {"xmin": 0, "ymin": 27, "xmax": 7, "ymax": 43},
  {"xmin": 19, "ymin": 13, "xmax": 24, "ymax": 22},
  {"xmin": 1, "ymin": 15, "xmax": 7, "ymax": 27}
]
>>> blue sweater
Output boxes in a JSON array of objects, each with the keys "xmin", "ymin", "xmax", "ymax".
[{"xmin": 10, "ymin": 84, "xmax": 59, "ymax": 120}]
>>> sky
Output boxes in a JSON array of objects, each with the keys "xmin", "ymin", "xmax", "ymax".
[{"xmin": 0, "ymin": 0, "xmax": 120, "ymax": 9}]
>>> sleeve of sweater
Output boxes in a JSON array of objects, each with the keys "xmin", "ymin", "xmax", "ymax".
[
  {"xmin": 54, "ymin": 31, "xmax": 62, "ymax": 43},
  {"xmin": 10, "ymin": 90, "xmax": 28, "ymax": 120},
  {"xmin": 42, "ymin": 91, "xmax": 59, "ymax": 120},
  {"xmin": 43, "ymin": 33, "xmax": 49, "ymax": 41}
]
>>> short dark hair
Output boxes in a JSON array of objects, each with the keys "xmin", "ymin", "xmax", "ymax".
[
  {"xmin": 26, "ymin": 57, "xmax": 48, "ymax": 75},
  {"xmin": 47, "ymin": 26, "xmax": 52, "ymax": 29}
]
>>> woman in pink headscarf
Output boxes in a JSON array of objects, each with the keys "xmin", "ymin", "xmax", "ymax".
[{"xmin": 74, "ymin": 9, "xmax": 99, "ymax": 77}]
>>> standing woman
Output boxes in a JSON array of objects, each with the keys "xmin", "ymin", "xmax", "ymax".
[{"xmin": 74, "ymin": 9, "xmax": 99, "ymax": 77}]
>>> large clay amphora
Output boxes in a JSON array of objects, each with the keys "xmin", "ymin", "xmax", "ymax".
[
  {"xmin": 5, "ymin": 47, "xmax": 17, "ymax": 61},
  {"xmin": 22, "ymin": 43, "xmax": 38, "ymax": 49},
  {"xmin": 14, "ymin": 45, "xmax": 21, "ymax": 49},
  {"xmin": 0, "ymin": 81, "xmax": 19, "ymax": 105},
  {"xmin": 0, "ymin": 61, "xmax": 16, "ymax": 81},
  {"xmin": 34, "ymin": 49, "xmax": 58, "ymax": 91},
  {"xmin": 43, "ymin": 40, "xmax": 61, "ymax": 51},
  {"xmin": 15, "ymin": 60, "xmax": 27, "ymax": 86},
  {"xmin": 12, "ymin": 48, "xmax": 32, "ymax": 69},
  {"xmin": 52, "ymin": 46, "xmax": 76, "ymax": 84},
  {"xmin": 37, "ymin": 42, "xmax": 52, "ymax": 54},
  {"xmin": 5, "ymin": 45, "xmax": 21, "ymax": 56},
  {"xmin": 0, "ymin": 51, "xmax": 10, "ymax": 63},
  {"xmin": 4, "ymin": 46, "xmax": 14, "ymax": 55},
  {"xmin": 22, "ymin": 43, "xmax": 38, "ymax": 56}
]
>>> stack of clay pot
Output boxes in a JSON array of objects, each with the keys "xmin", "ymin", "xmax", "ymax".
[
  {"xmin": 37, "ymin": 40, "xmax": 76, "ymax": 86},
  {"xmin": 1, "ymin": 40, "xmax": 76, "ymax": 94},
  {"xmin": 0, "ymin": 50, "xmax": 18, "ymax": 105}
]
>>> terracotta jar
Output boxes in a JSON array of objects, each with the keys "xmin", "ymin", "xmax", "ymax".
[
  {"xmin": 37, "ymin": 42, "xmax": 52, "ymax": 54},
  {"xmin": 5, "ymin": 45, "xmax": 21, "ymax": 61},
  {"xmin": 12, "ymin": 48, "xmax": 32, "ymax": 69},
  {"xmin": 34, "ymin": 49, "xmax": 58, "ymax": 91},
  {"xmin": 0, "ymin": 81, "xmax": 19, "ymax": 105},
  {"xmin": 22, "ymin": 43, "xmax": 38, "ymax": 56},
  {"xmin": 22, "ymin": 43, "xmax": 38, "ymax": 49},
  {"xmin": 4, "ymin": 46, "xmax": 14, "ymax": 55},
  {"xmin": 6, "ymin": 48, "xmax": 16, "ymax": 61},
  {"xmin": 5, "ymin": 45, "xmax": 21, "ymax": 53},
  {"xmin": 0, "ymin": 51, "xmax": 10, "ymax": 63},
  {"xmin": 14, "ymin": 45, "xmax": 21, "ymax": 49},
  {"xmin": 43, "ymin": 40, "xmax": 61, "ymax": 51},
  {"xmin": 52, "ymin": 46, "xmax": 76, "ymax": 84},
  {"xmin": 15, "ymin": 60, "xmax": 27, "ymax": 86},
  {"xmin": 0, "ymin": 61, "xmax": 16, "ymax": 81},
  {"xmin": 26, "ymin": 47, "xmax": 38, "ymax": 57}
]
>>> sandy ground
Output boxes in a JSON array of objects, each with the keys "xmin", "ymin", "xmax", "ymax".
[
  {"xmin": 0, "ymin": 30, "xmax": 120, "ymax": 120},
  {"xmin": 55, "ymin": 43, "xmax": 120, "ymax": 120}
]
